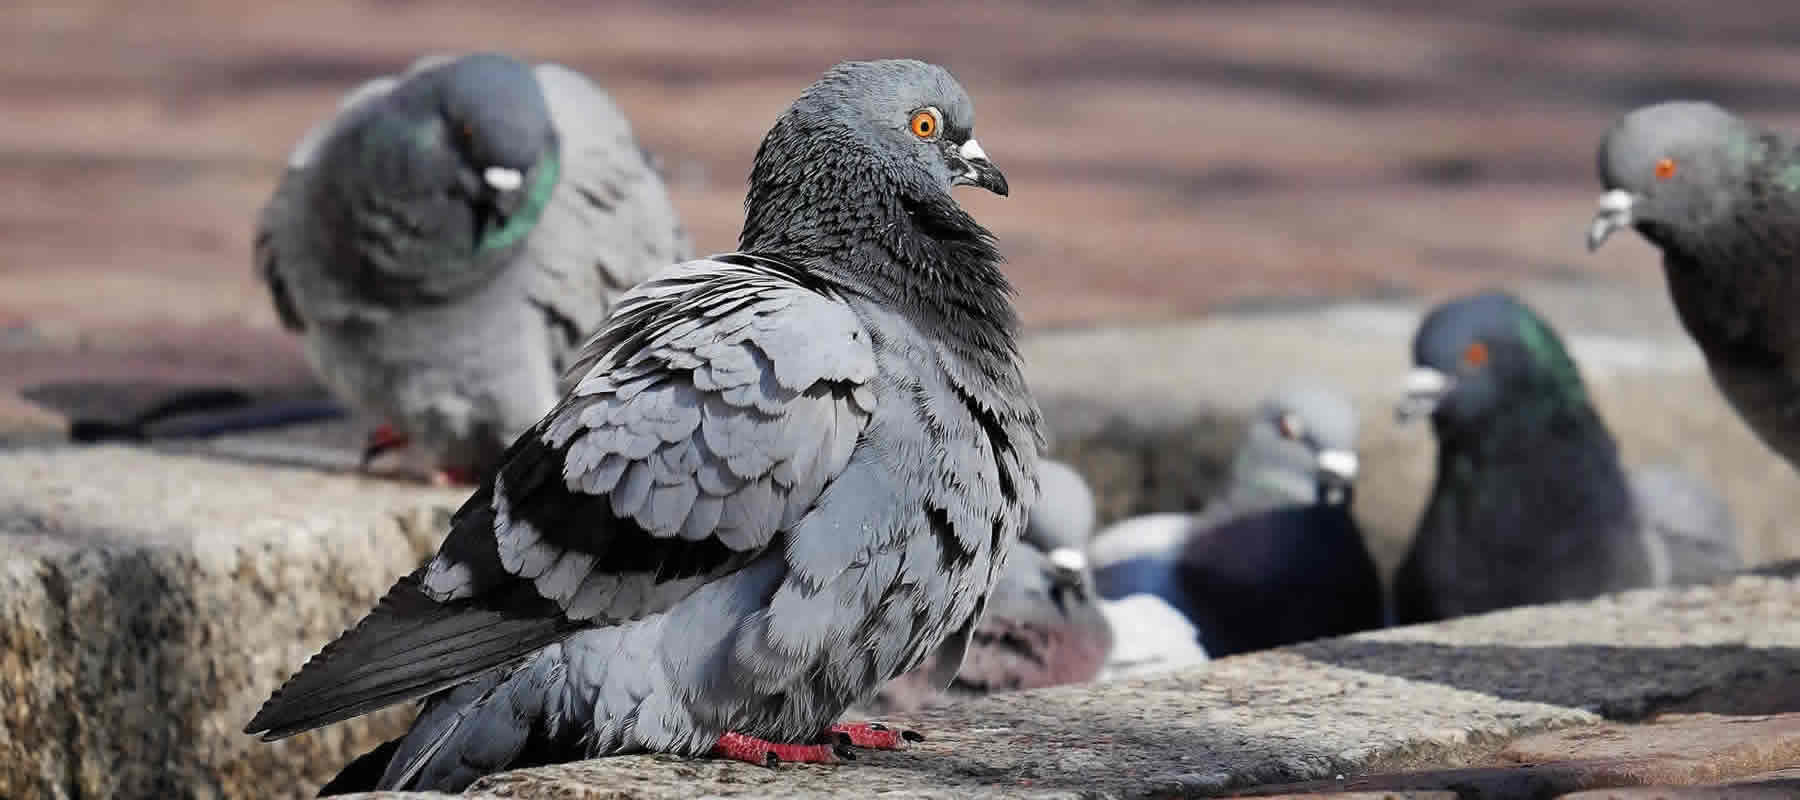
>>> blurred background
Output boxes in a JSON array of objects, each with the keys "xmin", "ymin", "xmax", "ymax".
[{"xmin": 9, "ymin": 0, "xmax": 1800, "ymax": 566}]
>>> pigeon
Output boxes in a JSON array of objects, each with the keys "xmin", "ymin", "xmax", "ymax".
[
  {"xmin": 246, "ymin": 59, "xmax": 1039, "ymax": 793},
  {"xmin": 1090, "ymin": 382, "xmax": 1382, "ymax": 658},
  {"xmin": 1392, "ymin": 290, "xmax": 1742, "ymax": 625},
  {"xmin": 865, "ymin": 460, "xmax": 1112, "ymax": 712},
  {"xmin": 1587, "ymin": 101, "xmax": 1800, "ymax": 472},
  {"xmin": 256, "ymin": 52, "xmax": 690, "ymax": 484}
]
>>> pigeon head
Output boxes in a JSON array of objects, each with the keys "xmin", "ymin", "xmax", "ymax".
[
  {"xmin": 1397, "ymin": 291, "xmax": 1590, "ymax": 437},
  {"xmin": 330, "ymin": 52, "xmax": 559, "ymax": 267},
  {"xmin": 1588, "ymin": 101, "xmax": 1750, "ymax": 253},
  {"xmin": 740, "ymin": 59, "xmax": 1009, "ymax": 257},
  {"xmin": 1234, "ymin": 381, "xmax": 1360, "ymax": 507},
  {"xmin": 1022, "ymin": 460, "xmax": 1097, "ymax": 585},
  {"xmin": 426, "ymin": 54, "xmax": 559, "ymax": 239}
]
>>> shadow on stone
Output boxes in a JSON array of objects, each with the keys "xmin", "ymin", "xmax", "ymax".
[{"xmin": 1296, "ymin": 640, "xmax": 1800, "ymax": 721}]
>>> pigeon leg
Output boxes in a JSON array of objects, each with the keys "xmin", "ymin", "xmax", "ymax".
[
  {"xmin": 360, "ymin": 424, "xmax": 411, "ymax": 468},
  {"xmin": 713, "ymin": 731, "xmax": 850, "ymax": 766},
  {"xmin": 828, "ymin": 722, "xmax": 924, "ymax": 750}
]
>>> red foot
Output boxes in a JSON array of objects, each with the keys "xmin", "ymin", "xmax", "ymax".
[
  {"xmin": 713, "ymin": 731, "xmax": 846, "ymax": 766},
  {"xmin": 360, "ymin": 424, "xmax": 411, "ymax": 467},
  {"xmin": 829, "ymin": 722, "xmax": 923, "ymax": 750}
]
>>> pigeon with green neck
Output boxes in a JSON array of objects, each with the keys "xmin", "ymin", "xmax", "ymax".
[
  {"xmin": 257, "ymin": 52, "xmax": 689, "ymax": 484},
  {"xmin": 1394, "ymin": 290, "xmax": 1741, "ymax": 624}
]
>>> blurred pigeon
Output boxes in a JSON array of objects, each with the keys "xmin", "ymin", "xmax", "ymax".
[
  {"xmin": 257, "ymin": 52, "xmax": 690, "ymax": 483},
  {"xmin": 246, "ymin": 59, "xmax": 1039, "ymax": 792},
  {"xmin": 1392, "ymin": 291, "xmax": 1741, "ymax": 624},
  {"xmin": 866, "ymin": 460, "xmax": 1112, "ymax": 712},
  {"xmin": 1090, "ymin": 382, "xmax": 1382, "ymax": 658},
  {"xmin": 1588, "ymin": 101, "xmax": 1800, "ymax": 472}
]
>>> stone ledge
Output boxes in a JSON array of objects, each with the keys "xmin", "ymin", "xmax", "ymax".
[
  {"xmin": 0, "ymin": 446, "xmax": 464, "ymax": 799},
  {"xmin": 336, "ymin": 573, "xmax": 1800, "ymax": 800}
]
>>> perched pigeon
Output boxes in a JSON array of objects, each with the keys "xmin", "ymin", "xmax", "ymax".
[
  {"xmin": 257, "ymin": 52, "xmax": 689, "ymax": 483},
  {"xmin": 1587, "ymin": 101, "xmax": 1800, "ymax": 472},
  {"xmin": 1392, "ymin": 291, "xmax": 1741, "ymax": 624},
  {"xmin": 1090, "ymin": 382, "xmax": 1382, "ymax": 658},
  {"xmin": 246, "ymin": 59, "xmax": 1039, "ymax": 792},
  {"xmin": 866, "ymin": 460, "xmax": 1112, "ymax": 712}
]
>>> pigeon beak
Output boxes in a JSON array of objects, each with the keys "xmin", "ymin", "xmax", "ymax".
[
  {"xmin": 1315, "ymin": 449, "xmax": 1360, "ymax": 484},
  {"xmin": 952, "ymin": 138, "xmax": 1009, "ymax": 197},
  {"xmin": 483, "ymin": 166, "xmax": 524, "ymax": 193},
  {"xmin": 478, "ymin": 166, "xmax": 530, "ymax": 220},
  {"xmin": 1046, "ymin": 546, "xmax": 1087, "ymax": 586},
  {"xmin": 1586, "ymin": 189, "xmax": 1635, "ymax": 252},
  {"xmin": 1395, "ymin": 367, "xmax": 1454, "ymax": 424}
]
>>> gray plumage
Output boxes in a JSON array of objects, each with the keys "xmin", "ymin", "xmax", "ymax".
[
  {"xmin": 1089, "ymin": 380, "xmax": 1360, "ymax": 575},
  {"xmin": 1588, "ymin": 101, "xmax": 1800, "ymax": 472},
  {"xmin": 1090, "ymin": 382, "xmax": 1379, "ymax": 657},
  {"xmin": 257, "ymin": 52, "xmax": 690, "ymax": 477},
  {"xmin": 1393, "ymin": 291, "xmax": 1742, "ymax": 625},
  {"xmin": 249, "ymin": 59, "xmax": 1038, "ymax": 793},
  {"xmin": 1024, "ymin": 458, "xmax": 1098, "ymax": 555},
  {"xmin": 866, "ymin": 460, "xmax": 1112, "ymax": 712}
]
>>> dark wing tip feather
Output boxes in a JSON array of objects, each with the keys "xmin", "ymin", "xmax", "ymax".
[{"xmin": 245, "ymin": 570, "xmax": 578, "ymax": 741}]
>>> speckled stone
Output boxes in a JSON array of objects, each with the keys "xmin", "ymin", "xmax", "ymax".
[
  {"xmin": 0, "ymin": 446, "xmax": 464, "ymax": 799},
  {"xmin": 334, "ymin": 573, "xmax": 1800, "ymax": 800}
]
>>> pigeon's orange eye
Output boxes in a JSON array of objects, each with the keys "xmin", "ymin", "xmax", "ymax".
[
  {"xmin": 1655, "ymin": 158, "xmax": 1677, "ymax": 180},
  {"xmin": 1462, "ymin": 341, "xmax": 1489, "ymax": 368},
  {"xmin": 909, "ymin": 110, "xmax": 938, "ymax": 139}
]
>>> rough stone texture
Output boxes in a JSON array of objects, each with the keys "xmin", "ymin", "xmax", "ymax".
[
  {"xmin": 327, "ymin": 571, "xmax": 1800, "ymax": 800},
  {"xmin": 1499, "ymin": 714, "xmax": 1800, "ymax": 784},
  {"xmin": 1252, "ymin": 794, "xmax": 1456, "ymax": 800},
  {"xmin": 0, "ymin": 446, "xmax": 463, "ymax": 799},
  {"xmin": 1238, "ymin": 714, "xmax": 1800, "ymax": 799},
  {"xmin": 1559, "ymin": 767, "xmax": 1800, "ymax": 798},
  {"xmin": 1027, "ymin": 281, "xmax": 1800, "ymax": 574}
]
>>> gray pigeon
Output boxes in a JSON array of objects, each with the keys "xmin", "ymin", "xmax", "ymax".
[
  {"xmin": 1393, "ymin": 290, "xmax": 1741, "ymax": 625},
  {"xmin": 246, "ymin": 59, "xmax": 1039, "ymax": 792},
  {"xmin": 257, "ymin": 52, "xmax": 689, "ymax": 483},
  {"xmin": 1090, "ymin": 382, "xmax": 1381, "ymax": 657},
  {"xmin": 1587, "ymin": 101, "xmax": 1800, "ymax": 473},
  {"xmin": 866, "ymin": 460, "xmax": 1112, "ymax": 712}
]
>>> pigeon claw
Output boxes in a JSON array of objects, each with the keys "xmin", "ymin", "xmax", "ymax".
[
  {"xmin": 829, "ymin": 721, "xmax": 923, "ymax": 749},
  {"xmin": 713, "ymin": 731, "xmax": 845, "ymax": 766},
  {"xmin": 359, "ymin": 424, "xmax": 411, "ymax": 468}
]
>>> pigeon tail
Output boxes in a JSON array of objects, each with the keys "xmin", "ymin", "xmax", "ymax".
[{"xmin": 244, "ymin": 570, "xmax": 579, "ymax": 741}]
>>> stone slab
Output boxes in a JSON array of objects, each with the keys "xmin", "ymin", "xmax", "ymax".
[
  {"xmin": 332, "ymin": 572, "xmax": 1800, "ymax": 799},
  {"xmin": 1555, "ymin": 765, "xmax": 1800, "ymax": 797},
  {"xmin": 1500, "ymin": 714, "xmax": 1800, "ymax": 786},
  {"xmin": 0, "ymin": 446, "xmax": 464, "ymax": 799}
]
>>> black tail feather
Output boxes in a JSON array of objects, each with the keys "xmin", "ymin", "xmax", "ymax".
[{"xmin": 245, "ymin": 570, "xmax": 579, "ymax": 741}]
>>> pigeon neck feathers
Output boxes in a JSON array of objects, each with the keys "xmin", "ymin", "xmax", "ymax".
[{"xmin": 736, "ymin": 111, "xmax": 1020, "ymax": 358}]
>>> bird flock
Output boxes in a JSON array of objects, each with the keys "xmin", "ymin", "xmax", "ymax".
[{"xmin": 214, "ymin": 52, "xmax": 1786, "ymax": 792}]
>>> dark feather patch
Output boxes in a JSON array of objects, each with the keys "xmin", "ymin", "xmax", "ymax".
[
  {"xmin": 497, "ymin": 433, "xmax": 743, "ymax": 582},
  {"xmin": 951, "ymin": 382, "xmax": 1016, "ymax": 505},
  {"xmin": 926, "ymin": 504, "xmax": 973, "ymax": 572}
]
